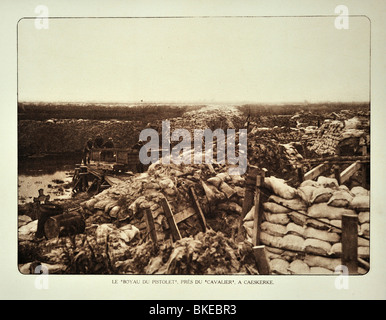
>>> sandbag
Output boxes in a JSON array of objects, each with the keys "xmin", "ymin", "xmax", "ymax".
[
  {"xmin": 288, "ymin": 211, "xmax": 307, "ymax": 226},
  {"xmin": 259, "ymin": 232, "xmax": 283, "ymax": 248},
  {"xmin": 304, "ymin": 227, "xmax": 340, "ymax": 243},
  {"xmin": 351, "ymin": 186, "xmax": 369, "ymax": 197},
  {"xmin": 281, "ymin": 234, "xmax": 305, "ymax": 252},
  {"xmin": 268, "ymin": 195, "xmax": 307, "ymax": 211},
  {"xmin": 350, "ymin": 195, "xmax": 370, "ymax": 212},
  {"xmin": 285, "ymin": 222, "xmax": 305, "ymax": 237},
  {"xmin": 327, "ymin": 190, "xmax": 353, "ymax": 208},
  {"xmin": 243, "ymin": 206, "xmax": 255, "ymax": 221},
  {"xmin": 265, "ymin": 246, "xmax": 284, "ymax": 255},
  {"xmin": 304, "ymin": 255, "xmax": 341, "ymax": 271},
  {"xmin": 359, "ymin": 223, "xmax": 370, "ymax": 237},
  {"xmin": 306, "ymin": 218, "xmax": 330, "ymax": 231},
  {"xmin": 308, "ymin": 203, "xmax": 356, "ymax": 220},
  {"xmin": 329, "ymin": 243, "xmax": 342, "ymax": 256},
  {"xmin": 304, "ymin": 238, "xmax": 332, "ymax": 256},
  {"xmin": 358, "ymin": 211, "xmax": 370, "ymax": 224},
  {"xmin": 300, "ymin": 180, "xmax": 320, "ymax": 188},
  {"xmin": 317, "ymin": 176, "xmax": 339, "ymax": 189},
  {"xmin": 263, "ymin": 212, "xmax": 290, "ymax": 225},
  {"xmin": 288, "ymin": 260, "xmax": 310, "ymax": 274},
  {"xmin": 263, "ymin": 202, "xmax": 291, "ymax": 214},
  {"xmin": 297, "ymin": 186, "xmax": 317, "ymax": 204},
  {"xmin": 270, "ymin": 258, "xmax": 290, "ymax": 274},
  {"xmin": 358, "ymin": 246, "xmax": 370, "ymax": 259},
  {"xmin": 261, "ymin": 221, "xmax": 287, "ymax": 237},
  {"xmin": 309, "ymin": 267, "xmax": 333, "ymax": 274},
  {"xmin": 264, "ymin": 176, "xmax": 297, "ymax": 200},
  {"xmin": 310, "ymin": 187, "xmax": 333, "ymax": 204}
]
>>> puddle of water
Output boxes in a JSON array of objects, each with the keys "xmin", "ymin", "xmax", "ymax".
[{"xmin": 18, "ymin": 171, "xmax": 74, "ymax": 205}]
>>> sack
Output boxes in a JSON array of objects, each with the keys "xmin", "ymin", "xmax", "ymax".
[
  {"xmin": 311, "ymin": 187, "xmax": 333, "ymax": 204},
  {"xmin": 264, "ymin": 176, "xmax": 297, "ymax": 199},
  {"xmin": 359, "ymin": 223, "xmax": 370, "ymax": 237},
  {"xmin": 329, "ymin": 243, "xmax": 342, "ymax": 255},
  {"xmin": 261, "ymin": 221, "xmax": 287, "ymax": 237},
  {"xmin": 327, "ymin": 190, "xmax": 353, "ymax": 208},
  {"xmin": 263, "ymin": 202, "xmax": 291, "ymax": 214},
  {"xmin": 308, "ymin": 203, "xmax": 356, "ymax": 220},
  {"xmin": 304, "ymin": 255, "xmax": 341, "ymax": 271},
  {"xmin": 306, "ymin": 218, "xmax": 330, "ymax": 230},
  {"xmin": 304, "ymin": 238, "xmax": 332, "ymax": 256},
  {"xmin": 350, "ymin": 195, "xmax": 370, "ymax": 212},
  {"xmin": 317, "ymin": 176, "xmax": 339, "ymax": 189},
  {"xmin": 268, "ymin": 195, "xmax": 307, "ymax": 211},
  {"xmin": 286, "ymin": 222, "xmax": 305, "ymax": 237},
  {"xmin": 297, "ymin": 186, "xmax": 317, "ymax": 204},
  {"xmin": 351, "ymin": 186, "xmax": 369, "ymax": 197},
  {"xmin": 270, "ymin": 258, "xmax": 290, "ymax": 275},
  {"xmin": 281, "ymin": 234, "xmax": 305, "ymax": 252},
  {"xmin": 260, "ymin": 232, "xmax": 283, "ymax": 248},
  {"xmin": 358, "ymin": 211, "xmax": 370, "ymax": 224},
  {"xmin": 263, "ymin": 212, "xmax": 290, "ymax": 225},
  {"xmin": 288, "ymin": 260, "xmax": 310, "ymax": 274},
  {"xmin": 358, "ymin": 246, "xmax": 370, "ymax": 259},
  {"xmin": 304, "ymin": 227, "xmax": 340, "ymax": 243},
  {"xmin": 288, "ymin": 211, "xmax": 307, "ymax": 226}
]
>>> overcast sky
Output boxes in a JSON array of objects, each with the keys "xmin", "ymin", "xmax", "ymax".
[{"xmin": 17, "ymin": 16, "xmax": 370, "ymax": 104}]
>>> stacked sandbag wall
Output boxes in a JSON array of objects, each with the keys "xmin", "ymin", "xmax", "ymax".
[{"xmin": 243, "ymin": 176, "xmax": 370, "ymax": 275}]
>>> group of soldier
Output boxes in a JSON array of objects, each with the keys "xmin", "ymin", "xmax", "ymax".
[{"xmin": 83, "ymin": 134, "xmax": 115, "ymax": 164}]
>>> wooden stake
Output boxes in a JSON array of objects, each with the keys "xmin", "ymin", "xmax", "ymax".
[
  {"xmin": 189, "ymin": 187, "xmax": 207, "ymax": 232},
  {"xmin": 297, "ymin": 164, "xmax": 304, "ymax": 183},
  {"xmin": 252, "ymin": 173, "xmax": 265, "ymax": 246},
  {"xmin": 304, "ymin": 162, "xmax": 328, "ymax": 181},
  {"xmin": 341, "ymin": 214, "xmax": 358, "ymax": 274},
  {"xmin": 253, "ymin": 245, "xmax": 271, "ymax": 275},
  {"xmin": 160, "ymin": 197, "xmax": 182, "ymax": 241},
  {"xmin": 144, "ymin": 209, "xmax": 158, "ymax": 245},
  {"xmin": 340, "ymin": 161, "xmax": 361, "ymax": 184}
]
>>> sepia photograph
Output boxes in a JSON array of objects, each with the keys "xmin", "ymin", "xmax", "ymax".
[{"xmin": 16, "ymin": 15, "xmax": 372, "ymax": 277}]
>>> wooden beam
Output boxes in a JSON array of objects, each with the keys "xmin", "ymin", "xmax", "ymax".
[
  {"xmin": 160, "ymin": 197, "xmax": 182, "ymax": 241},
  {"xmin": 297, "ymin": 164, "xmax": 304, "ymax": 183},
  {"xmin": 341, "ymin": 214, "xmax": 358, "ymax": 274},
  {"xmin": 340, "ymin": 161, "xmax": 361, "ymax": 184},
  {"xmin": 174, "ymin": 207, "xmax": 196, "ymax": 224},
  {"xmin": 252, "ymin": 174, "xmax": 265, "ymax": 246},
  {"xmin": 304, "ymin": 162, "xmax": 328, "ymax": 181},
  {"xmin": 189, "ymin": 187, "xmax": 207, "ymax": 232},
  {"xmin": 144, "ymin": 209, "xmax": 158, "ymax": 245},
  {"xmin": 253, "ymin": 245, "xmax": 271, "ymax": 275}
]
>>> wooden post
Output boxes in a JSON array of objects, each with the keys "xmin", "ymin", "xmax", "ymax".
[
  {"xmin": 241, "ymin": 169, "xmax": 258, "ymax": 218},
  {"xmin": 341, "ymin": 214, "xmax": 358, "ymax": 274},
  {"xmin": 252, "ymin": 173, "xmax": 265, "ymax": 246},
  {"xmin": 340, "ymin": 161, "xmax": 361, "ymax": 184},
  {"xmin": 144, "ymin": 209, "xmax": 158, "ymax": 245},
  {"xmin": 253, "ymin": 245, "xmax": 271, "ymax": 275},
  {"xmin": 304, "ymin": 162, "xmax": 328, "ymax": 181},
  {"xmin": 160, "ymin": 197, "xmax": 182, "ymax": 241},
  {"xmin": 189, "ymin": 187, "xmax": 207, "ymax": 232},
  {"xmin": 333, "ymin": 164, "xmax": 341, "ymax": 185}
]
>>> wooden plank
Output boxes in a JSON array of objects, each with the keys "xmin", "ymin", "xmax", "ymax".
[
  {"xmin": 160, "ymin": 197, "xmax": 182, "ymax": 241},
  {"xmin": 144, "ymin": 209, "xmax": 158, "ymax": 245},
  {"xmin": 189, "ymin": 187, "xmax": 207, "ymax": 232},
  {"xmin": 253, "ymin": 245, "xmax": 271, "ymax": 275},
  {"xmin": 341, "ymin": 214, "xmax": 358, "ymax": 274},
  {"xmin": 174, "ymin": 207, "xmax": 196, "ymax": 224},
  {"xmin": 340, "ymin": 161, "xmax": 361, "ymax": 184},
  {"xmin": 304, "ymin": 162, "xmax": 328, "ymax": 181},
  {"xmin": 252, "ymin": 174, "xmax": 265, "ymax": 246}
]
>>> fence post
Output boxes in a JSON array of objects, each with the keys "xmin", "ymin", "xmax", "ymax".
[
  {"xmin": 341, "ymin": 214, "xmax": 358, "ymax": 274},
  {"xmin": 253, "ymin": 245, "xmax": 271, "ymax": 275},
  {"xmin": 252, "ymin": 173, "xmax": 265, "ymax": 246},
  {"xmin": 333, "ymin": 164, "xmax": 341, "ymax": 185},
  {"xmin": 297, "ymin": 164, "xmax": 304, "ymax": 184},
  {"xmin": 144, "ymin": 208, "xmax": 158, "ymax": 247}
]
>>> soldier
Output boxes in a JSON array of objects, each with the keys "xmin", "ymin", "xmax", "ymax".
[
  {"xmin": 103, "ymin": 137, "xmax": 114, "ymax": 148},
  {"xmin": 94, "ymin": 134, "xmax": 104, "ymax": 148},
  {"xmin": 83, "ymin": 138, "xmax": 93, "ymax": 164}
]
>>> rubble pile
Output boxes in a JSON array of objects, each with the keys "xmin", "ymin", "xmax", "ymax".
[{"xmin": 243, "ymin": 176, "xmax": 370, "ymax": 274}]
